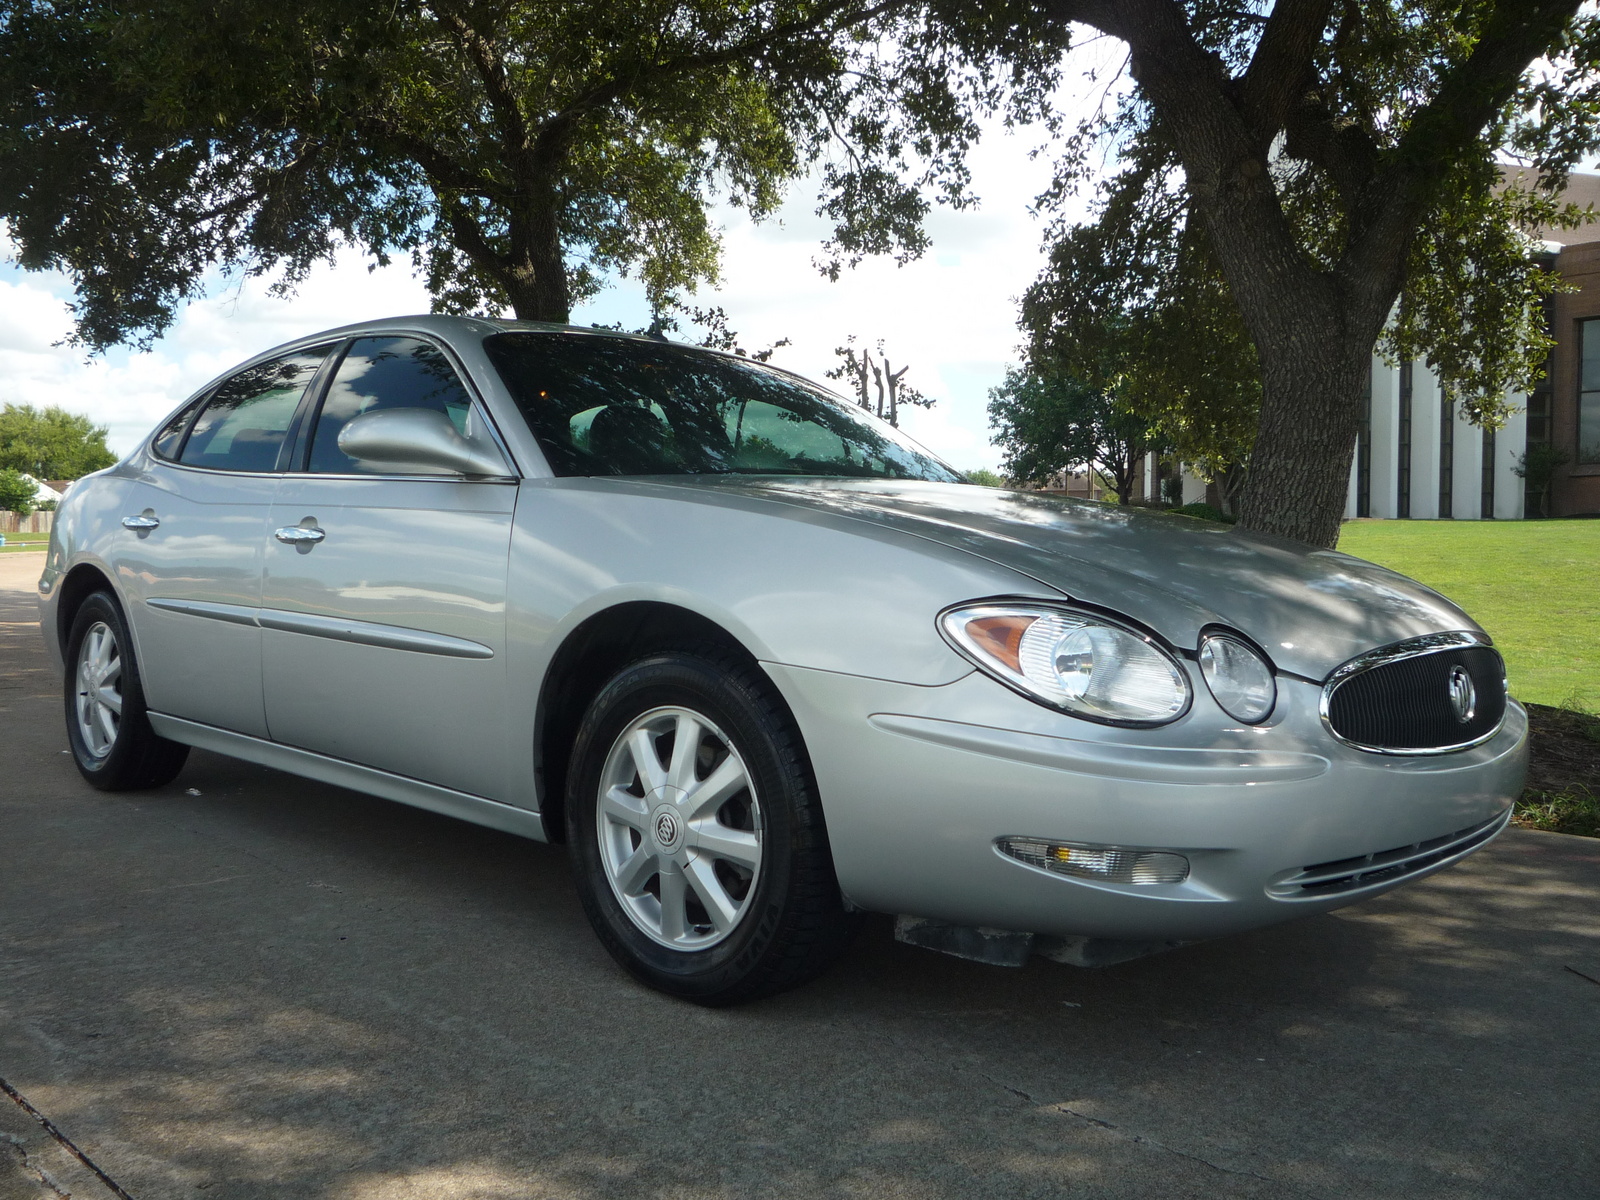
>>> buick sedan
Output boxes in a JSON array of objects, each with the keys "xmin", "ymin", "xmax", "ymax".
[{"xmin": 39, "ymin": 315, "xmax": 1527, "ymax": 1003}]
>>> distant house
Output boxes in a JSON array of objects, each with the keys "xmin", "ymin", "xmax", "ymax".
[{"xmin": 23, "ymin": 476, "xmax": 66, "ymax": 507}]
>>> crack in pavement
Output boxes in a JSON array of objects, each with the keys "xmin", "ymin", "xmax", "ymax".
[
  {"xmin": 3, "ymin": 1132, "xmax": 71, "ymax": 1198},
  {"xmin": 984, "ymin": 1074, "xmax": 1289, "ymax": 1189},
  {"xmin": 0, "ymin": 1076, "xmax": 135, "ymax": 1200}
]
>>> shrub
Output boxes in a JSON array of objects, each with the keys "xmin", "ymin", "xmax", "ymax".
[
  {"xmin": 1172, "ymin": 501, "xmax": 1235, "ymax": 524},
  {"xmin": 0, "ymin": 468, "xmax": 36, "ymax": 516}
]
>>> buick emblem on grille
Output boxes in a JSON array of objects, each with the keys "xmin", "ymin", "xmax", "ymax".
[{"xmin": 1447, "ymin": 665, "xmax": 1477, "ymax": 724}]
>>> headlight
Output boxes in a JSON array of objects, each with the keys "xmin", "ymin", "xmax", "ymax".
[
  {"xmin": 940, "ymin": 603, "xmax": 1191, "ymax": 725},
  {"xmin": 1198, "ymin": 632, "xmax": 1276, "ymax": 723}
]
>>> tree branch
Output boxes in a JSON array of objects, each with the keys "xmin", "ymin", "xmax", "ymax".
[{"xmin": 1239, "ymin": 0, "xmax": 1334, "ymax": 147}]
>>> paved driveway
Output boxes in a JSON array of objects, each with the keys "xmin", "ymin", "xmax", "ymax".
[{"xmin": 2, "ymin": 552, "xmax": 1597, "ymax": 1199}]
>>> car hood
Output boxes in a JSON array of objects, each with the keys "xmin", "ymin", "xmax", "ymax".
[{"xmin": 675, "ymin": 477, "xmax": 1481, "ymax": 681}]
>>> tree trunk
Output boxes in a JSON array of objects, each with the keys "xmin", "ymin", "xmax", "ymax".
[
  {"xmin": 503, "ymin": 191, "xmax": 571, "ymax": 323},
  {"xmin": 1236, "ymin": 336, "xmax": 1370, "ymax": 545}
]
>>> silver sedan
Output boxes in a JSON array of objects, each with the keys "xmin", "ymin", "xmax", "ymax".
[{"xmin": 38, "ymin": 315, "xmax": 1528, "ymax": 1003}]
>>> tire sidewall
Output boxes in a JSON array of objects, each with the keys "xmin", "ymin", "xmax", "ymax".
[{"xmin": 568, "ymin": 654, "xmax": 806, "ymax": 1000}]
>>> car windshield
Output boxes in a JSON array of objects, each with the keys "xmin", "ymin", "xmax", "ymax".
[{"xmin": 484, "ymin": 332, "xmax": 961, "ymax": 481}]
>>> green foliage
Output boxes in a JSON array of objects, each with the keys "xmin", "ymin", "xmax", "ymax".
[
  {"xmin": 0, "ymin": 468, "xmax": 36, "ymax": 516},
  {"xmin": 1514, "ymin": 442, "xmax": 1572, "ymax": 517},
  {"xmin": 987, "ymin": 364, "xmax": 1156, "ymax": 504},
  {"xmin": 0, "ymin": 405, "xmax": 116, "ymax": 480},
  {"xmin": 1172, "ymin": 501, "xmax": 1234, "ymax": 524},
  {"xmin": 0, "ymin": 0, "xmax": 1067, "ymax": 348},
  {"xmin": 1516, "ymin": 786, "xmax": 1600, "ymax": 838},
  {"xmin": 962, "ymin": 468, "xmax": 1004, "ymax": 487}
]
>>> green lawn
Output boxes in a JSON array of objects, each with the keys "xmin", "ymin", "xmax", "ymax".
[{"xmin": 1337, "ymin": 520, "xmax": 1600, "ymax": 711}]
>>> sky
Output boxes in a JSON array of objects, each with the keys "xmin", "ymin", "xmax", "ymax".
[{"xmin": 0, "ymin": 44, "xmax": 1122, "ymax": 474}]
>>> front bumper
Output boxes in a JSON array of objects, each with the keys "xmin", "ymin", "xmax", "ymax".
[{"xmin": 765, "ymin": 662, "xmax": 1528, "ymax": 942}]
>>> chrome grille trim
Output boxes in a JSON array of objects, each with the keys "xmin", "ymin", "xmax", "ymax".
[
  {"xmin": 1266, "ymin": 809, "xmax": 1511, "ymax": 900},
  {"xmin": 1319, "ymin": 631, "xmax": 1507, "ymax": 755}
]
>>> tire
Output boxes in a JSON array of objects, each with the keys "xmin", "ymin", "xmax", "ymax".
[
  {"xmin": 64, "ymin": 591, "xmax": 189, "ymax": 791},
  {"xmin": 567, "ymin": 650, "xmax": 858, "ymax": 1005}
]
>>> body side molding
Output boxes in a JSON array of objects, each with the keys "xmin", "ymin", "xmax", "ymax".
[{"xmin": 145, "ymin": 598, "xmax": 495, "ymax": 658}]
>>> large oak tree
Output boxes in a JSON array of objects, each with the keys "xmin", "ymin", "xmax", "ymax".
[
  {"xmin": 0, "ymin": 0, "xmax": 1062, "ymax": 348},
  {"xmin": 1024, "ymin": 0, "xmax": 1599, "ymax": 545}
]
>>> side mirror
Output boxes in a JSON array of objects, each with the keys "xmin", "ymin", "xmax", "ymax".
[{"xmin": 336, "ymin": 408, "xmax": 510, "ymax": 477}]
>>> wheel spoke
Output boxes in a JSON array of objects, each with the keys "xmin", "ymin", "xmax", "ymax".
[
  {"xmin": 666, "ymin": 713, "xmax": 703, "ymax": 792},
  {"xmin": 683, "ymin": 754, "xmax": 748, "ymax": 819},
  {"xmin": 98, "ymin": 653, "xmax": 121, "ymax": 688},
  {"xmin": 96, "ymin": 685, "xmax": 123, "ymax": 715},
  {"xmin": 95, "ymin": 702, "xmax": 117, "ymax": 749},
  {"xmin": 628, "ymin": 728, "xmax": 667, "ymax": 794},
  {"xmin": 684, "ymin": 858, "xmax": 740, "ymax": 933},
  {"xmin": 612, "ymin": 844, "xmax": 658, "ymax": 896},
  {"xmin": 657, "ymin": 863, "xmax": 688, "ymax": 942},
  {"xmin": 601, "ymin": 785, "xmax": 649, "ymax": 832},
  {"xmin": 691, "ymin": 824, "xmax": 761, "ymax": 871}
]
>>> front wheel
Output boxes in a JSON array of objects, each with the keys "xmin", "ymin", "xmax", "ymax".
[
  {"xmin": 64, "ymin": 591, "xmax": 189, "ymax": 790},
  {"xmin": 567, "ymin": 651, "xmax": 857, "ymax": 1005}
]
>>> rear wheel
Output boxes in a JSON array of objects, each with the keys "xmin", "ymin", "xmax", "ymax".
[
  {"xmin": 64, "ymin": 591, "xmax": 189, "ymax": 790},
  {"xmin": 567, "ymin": 651, "xmax": 857, "ymax": 1005}
]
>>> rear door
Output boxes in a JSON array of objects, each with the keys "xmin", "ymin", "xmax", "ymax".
[
  {"xmin": 260, "ymin": 334, "xmax": 518, "ymax": 801},
  {"xmin": 119, "ymin": 346, "xmax": 333, "ymax": 736}
]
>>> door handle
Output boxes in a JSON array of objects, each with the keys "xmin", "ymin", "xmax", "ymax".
[
  {"xmin": 122, "ymin": 514, "xmax": 160, "ymax": 530},
  {"xmin": 274, "ymin": 525, "xmax": 326, "ymax": 545}
]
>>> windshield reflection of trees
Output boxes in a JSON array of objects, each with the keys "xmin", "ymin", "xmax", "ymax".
[{"xmin": 486, "ymin": 334, "xmax": 957, "ymax": 481}]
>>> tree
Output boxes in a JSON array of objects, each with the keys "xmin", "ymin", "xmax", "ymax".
[
  {"xmin": 827, "ymin": 337, "xmax": 936, "ymax": 427},
  {"xmin": 0, "ymin": 468, "xmax": 36, "ymax": 517},
  {"xmin": 997, "ymin": 0, "xmax": 1600, "ymax": 546},
  {"xmin": 0, "ymin": 0, "xmax": 1067, "ymax": 349},
  {"xmin": 963, "ymin": 467, "xmax": 1004, "ymax": 487},
  {"xmin": 0, "ymin": 405, "xmax": 117, "ymax": 480},
  {"xmin": 1022, "ymin": 149, "xmax": 1262, "ymax": 516},
  {"xmin": 1513, "ymin": 442, "xmax": 1570, "ymax": 518},
  {"xmin": 987, "ymin": 364, "xmax": 1157, "ymax": 504}
]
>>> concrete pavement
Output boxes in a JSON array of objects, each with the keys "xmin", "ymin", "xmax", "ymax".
[{"xmin": 2, "ymin": 551, "xmax": 1597, "ymax": 1199}]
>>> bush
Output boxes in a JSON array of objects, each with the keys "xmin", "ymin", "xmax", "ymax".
[
  {"xmin": 0, "ymin": 468, "xmax": 36, "ymax": 516},
  {"xmin": 963, "ymin": 468, "xmax": 1005, "ymax": 488},
  {"xmin": 1172, "ymin": 501, "xmax": 1235, "ymax": 524}
]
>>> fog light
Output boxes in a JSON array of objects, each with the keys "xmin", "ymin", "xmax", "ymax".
[{"xmin": 998, "ymin": 837, "xmax": 1189, "ymax": 884}]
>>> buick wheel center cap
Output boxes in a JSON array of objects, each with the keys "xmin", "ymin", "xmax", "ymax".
[
  {"xmin": 651, "ymin": 804, "xmax": 684, "ymax": 852},
  {"xmin": 1448, "ymin": 665, "xmax": 1477, "ymax": 724}
]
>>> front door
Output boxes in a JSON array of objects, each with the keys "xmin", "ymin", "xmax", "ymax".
[
  {"xmin": 121, "ymin": 346, "xmax": 333, "ymax": 736},
  {"xmin": 260, "ymin": 335, "xmax": 517, "ymax": 801}
]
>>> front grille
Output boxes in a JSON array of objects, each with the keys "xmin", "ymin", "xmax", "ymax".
[
  {"xmin": 1324, "ymin": 637, "xmax": 1506, "ymax": 753},
  {"xmin": 1267, "ymin": 810, "xmax": 1510, "ymax": 899}
]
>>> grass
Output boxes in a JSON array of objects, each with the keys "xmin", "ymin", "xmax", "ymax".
[
  {"xmin": 0, "ymin": 533, "xmax": 50, "ymax": 553},
  {"xmin": 1336, "ymin": 519, "xmax": 1600, "ymax": 711}
]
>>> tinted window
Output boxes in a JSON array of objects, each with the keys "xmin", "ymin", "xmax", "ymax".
[
  {"xmin": 151, "ymin": 396, "xmax": 205, "ymax": 460},
  {"xmin": 308, "ymin": 337, "xmax": 477, "ymax": 474},
  {"xmin": 484, "ymin": 333, "xmax": 960, "ymax": 481},
  {"xmin": 178, "ymin": 348, "xmax": 330, "ymax": 472}
]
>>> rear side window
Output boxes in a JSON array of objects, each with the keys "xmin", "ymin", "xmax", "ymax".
[
  {"xmin": 178, "ymin": 348, "xmax": 331, "ymax": 472},
  {"xmin": 150, "ymin": 397, "xmax": 206, "ymax": 459},
  {"xmin": 307, "ymin": 337, "xmax": 477, "ymax": 474}
]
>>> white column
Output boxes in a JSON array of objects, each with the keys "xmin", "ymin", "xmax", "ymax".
[
  {"xmin": 1410, "ymin": 364, "xmax": 1442, "ymax": 518},
  {"xmin": 1368, "ymin": 356, "xmax": 1400, "ymax": 518},
  {"xmin": 1345, "ymin": 449, "xmax": 1359, "ymax": 519},
  {"xmin": 1453, "ymin": 400, "xmax": 1484, "ymax": 520},
  {"xmin": 1144, "ymin": 452, "xmax": 1158, "ymax": 501},
  {"xmin": 1494, "ymin": 399, "xmax": 1528, "ymax": 520}
]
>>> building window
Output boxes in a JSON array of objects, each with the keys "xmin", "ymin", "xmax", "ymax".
[
  {"xmin": 1482, "ymin": 426, "xmax": 1496, "ymax": 519},
  {"xmin": 1439, "ymin": 391, "xmax": 1454, "ymax": 518},
  {"xmin": 1356, "ymin": 363, "xmax": 1372, "ymax": 517},
  {"xmin": 1397, "ymin": 361, "xmax": 1413, "ymax": 518},
  {"xmin": 1581, "ymin": 318, "xmax": 1600, "ymax": 463}
]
